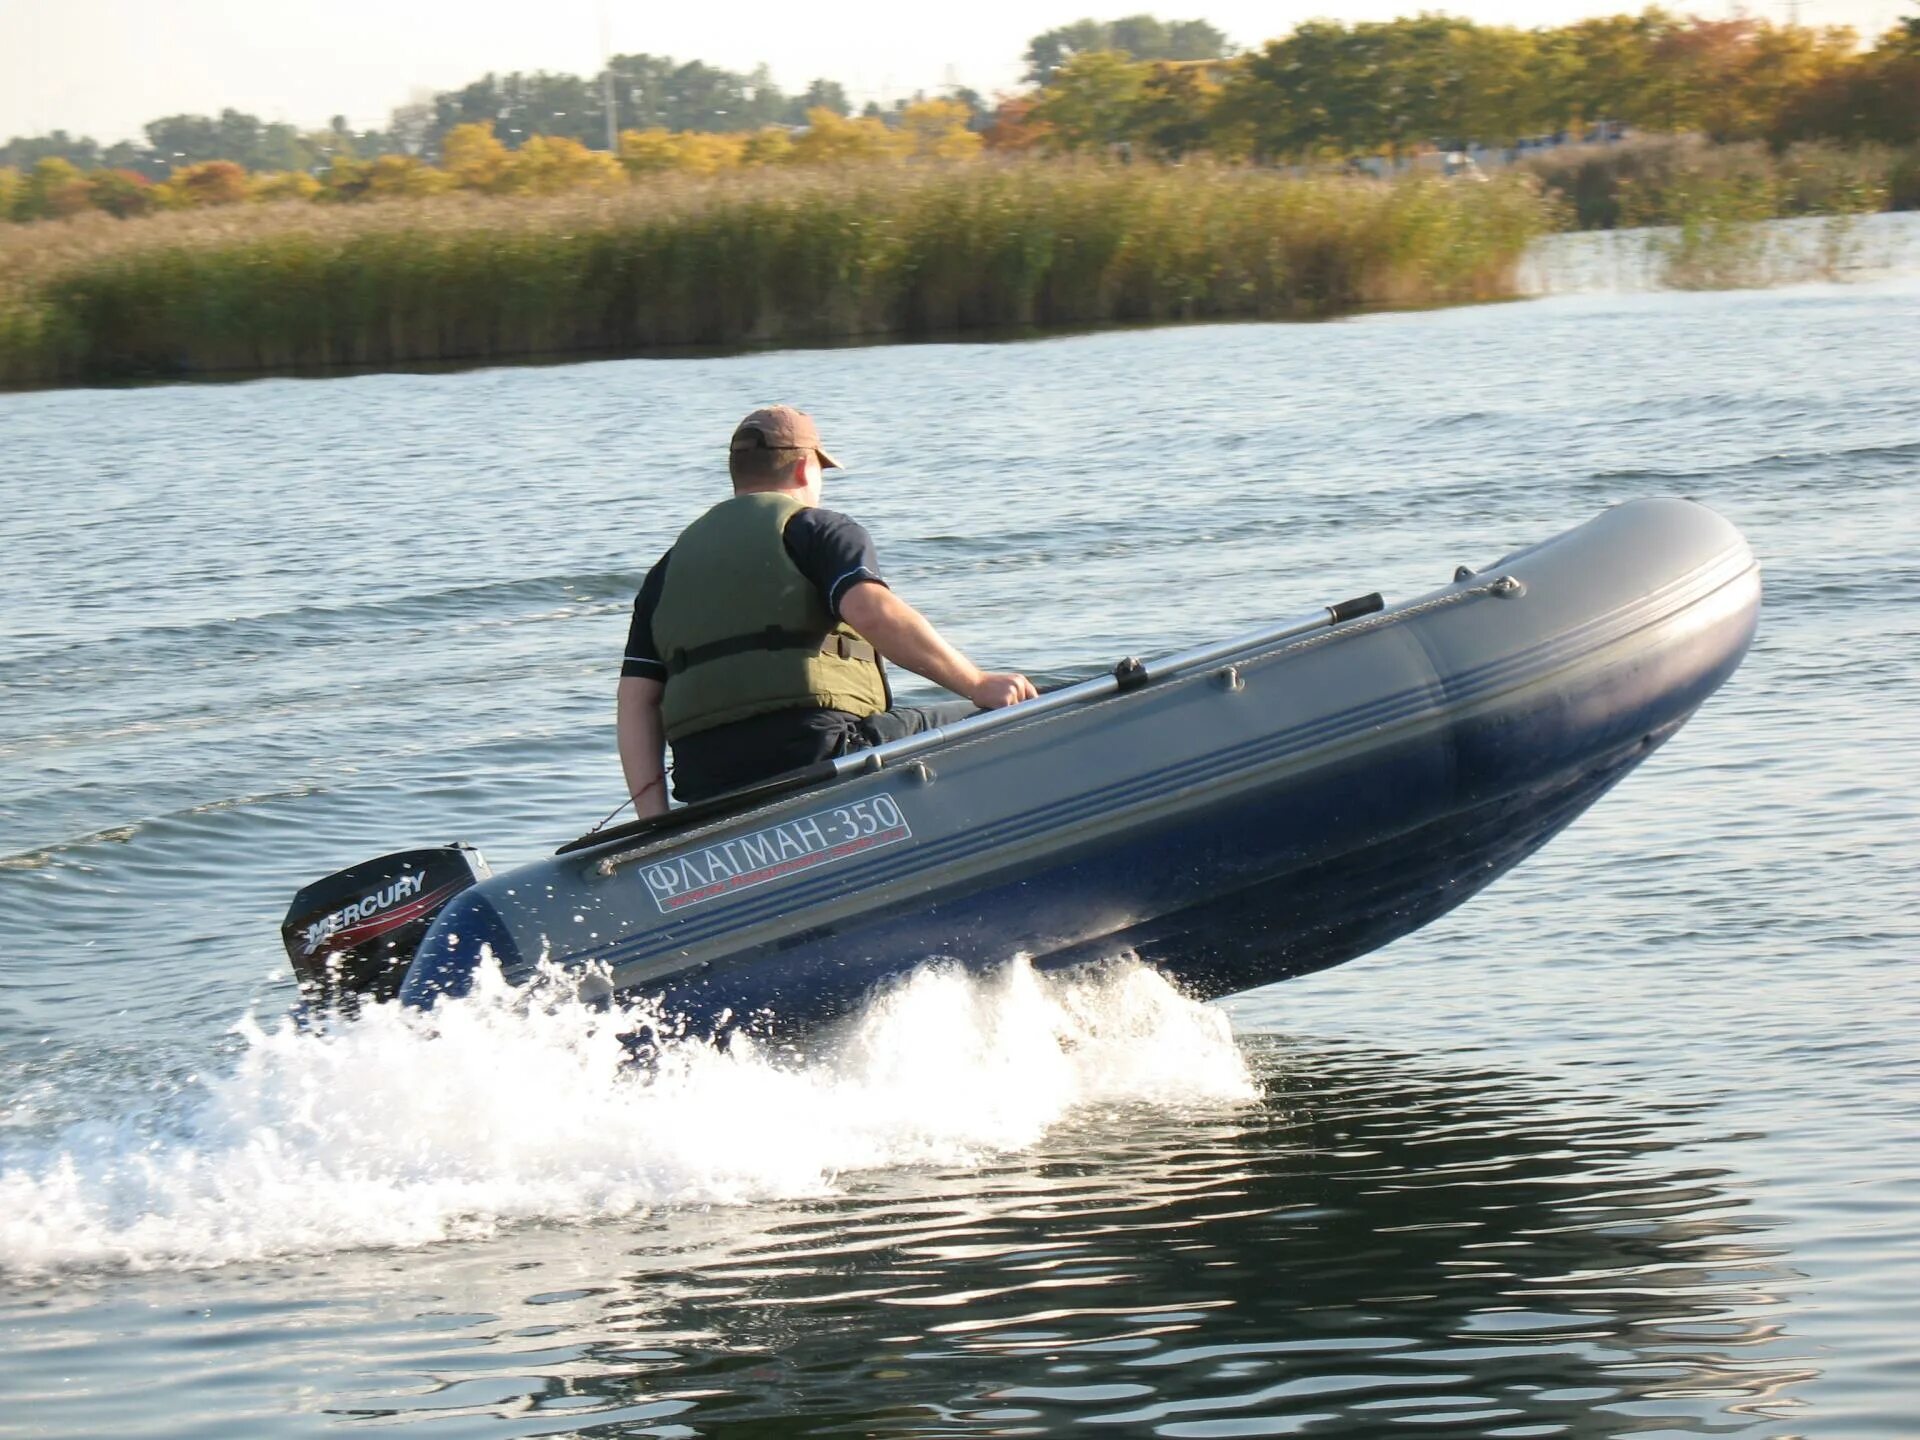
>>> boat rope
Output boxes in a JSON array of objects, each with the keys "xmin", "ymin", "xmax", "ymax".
[{"xmin": 586, "ymin": 762, "xmax": 678, "ymax": 835}]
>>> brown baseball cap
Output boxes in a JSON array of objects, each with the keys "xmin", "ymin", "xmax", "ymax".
[{"xmin": 729, "ymin": 405, "xmax": 841, "ymax": 469}]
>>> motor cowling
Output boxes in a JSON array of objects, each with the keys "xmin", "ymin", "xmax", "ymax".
[{"xmin": 282, "ymin": 844, "xmax": 489, "ymax": 1012}]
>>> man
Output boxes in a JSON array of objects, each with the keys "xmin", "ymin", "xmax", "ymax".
[{"xmin": 617, "ymin": 405, "xmax": 1035, "ymax": 815}]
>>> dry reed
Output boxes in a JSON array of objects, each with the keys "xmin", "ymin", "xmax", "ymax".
[{"xmin": 0, "ymin": 161, "xmax": 1551, "ymax": 388}]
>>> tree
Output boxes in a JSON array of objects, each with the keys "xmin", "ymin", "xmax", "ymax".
[
  {"xmin": 20, "ymin": 157, "xmax": 94, "ymax": 219},
  {"xmin": 898, "ymin": 98, "xmax": 983, "ymax": 160},
  {"xmin": 250, "ymin": 170, "xmax": 323, "ymax": 203},
  {"xmin": 86, "ymin": 168, "xmax": 159, "ymax": 218},
  {"xmin": 163, "ymin": 160, "xmax": 250, "ymax": 207},
  {"xmin": 789, "ymin": 108, "xmax": 910, "ymax": 164},
  {"xmin": 1134, "ymin": 61, "xmax": 1228, "ymax": 159},
  {"xmin": 365, "ymin": 154, "xmax": 455, "ymax": 199},
  {"xmin": 1025, "ymin": 19, "xmax": 1113, "ymax": 83},
  {"xmin": 0, "ymin": 129, "xmax": 102, "ymax": 171},
  {"xmin": 1032, "ymin": 50, "xmax": 1151, "ymax": 151},
  {"xmin": 618, "ymin": 127, "xmax": 682, "ymax": 174},
  {"xmin": 740, "ymin": 127, "xmax": 796, "ymax": 165},
  {"xmin": 442, "ymin": 122, "xmax": 510, "ymax": 190},
  {"xmin": 982, "ymin": 94, "xmax": 1050, "ymax": 151},
  {"xmin": 499, "ymin": 134, "xmax": 625, "ymax": 192},
  {"xmin": 676, "ymin": 131, "xmax": 749, "ymax": 173},
  {"xmin": 387, "ymin": 101, "xmax": 436, "ymax": 157},
  {"xmin": 795, "ymin": 79, "xmax": 851, "ymax": 120},
  {"xmin": 1025, "ymin": 15, "xmax": 1229, "ymax": 83},
  {"xmin": 1222, "ymin": 22, "xmax": 1378, "ymax": 160}
]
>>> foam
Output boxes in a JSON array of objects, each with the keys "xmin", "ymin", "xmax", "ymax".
[{"xmin": 0, "ymin": 956, "xmax": 1252, "ymax": 1276}]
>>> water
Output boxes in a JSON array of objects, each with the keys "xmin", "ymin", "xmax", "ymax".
[{"xmin": 3, "ymin": 224, "xmax": 1919, "ymax": 1435}]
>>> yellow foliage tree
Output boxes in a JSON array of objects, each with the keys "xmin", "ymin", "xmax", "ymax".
[
  {"xmin": 17, "ymin": 157, "xmax": 95, "ymax": 219},
  {"xmin": 618, "ymin": 128, "xmax": 681, "ymax": 174},
  {"xmin": 0, "ymin": 165, "xmax": 23, "ymax": 221},
  {"xmin": 619, "ymin": 127, "xmax": 747, "ymax": 176},
  {"xmin": 740, "ymin": 126, "xmax": 797, "ymax": 166},
  {"xmin": 671, "ymin": 131, "xmax": 747, "ymax": 175},
  {"xmin": 441, "ymin": 122, "xmax": 510, "ymax": 191},
  {"xmin": 162, "ymin": 160, "xmax": 250, "ymax": 208},
  {"xmin": 789, "ymin": 107, "xmax": 912, "ymax": 165},
  {"xmin": 317, "ymin": 154, "xmax": 369, "ymax": 201},
  {"xmin": 502, "ymin": 134, "xmax": 624, "ymax": 193},
  {"xmin": 366, "ymin": 154, "xmax": 455, "ymax": 199},
  {"xmin": 250, "ymin": 170, "xmax": 323, "ymax": 203},
  {"xmin": 898, "ymin": 98, "xmax": 983, "ymax": 160}
]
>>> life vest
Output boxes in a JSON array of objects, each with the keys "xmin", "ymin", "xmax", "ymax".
[{"xmin": 654, "ymin": 492, "xmax": 890, "ymax": 742}]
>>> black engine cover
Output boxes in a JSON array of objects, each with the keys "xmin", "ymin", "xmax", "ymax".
[{"xmin": 282, "ymin": 845, "xmax": 489, "ymax": 1011}]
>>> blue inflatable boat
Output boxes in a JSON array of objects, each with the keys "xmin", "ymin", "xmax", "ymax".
[{"xmin": 283, "ymin": 498, "xmax": 1760, "ymax": 1035}]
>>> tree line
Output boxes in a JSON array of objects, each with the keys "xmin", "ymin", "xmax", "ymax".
[
  {"xmin": 0, "ymin": 55, "xmax": 861, "ymax": 180},
  {"xmin": 4, "ymin": 9, "xmax": 1917, "ymax": 226},
  {"xmin": 1011, "ymin": 10, "xmax": 1920, "ymax": 160}
]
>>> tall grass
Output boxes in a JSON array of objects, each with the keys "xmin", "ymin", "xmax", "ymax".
[
  {"xmin": 1519, "ymin": 135, "xmax": 1916, "ymax": 289},
  {"xmin": 1519, "ymin": 135, "xmax": 1914, "ymax": 230},
  {"xmin": 0, "ymin": 161, "xmax": 1549, "ymax": 388}
]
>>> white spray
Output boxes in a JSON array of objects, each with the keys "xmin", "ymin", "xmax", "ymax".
[{"xmin": 0, "ymin": 956, "xmax": 1254, "ymax": 1276}]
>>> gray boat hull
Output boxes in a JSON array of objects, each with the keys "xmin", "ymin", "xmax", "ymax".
[{"xmin": 403, "ymin": 498, "xmax": 1760, "ymax": 1034}]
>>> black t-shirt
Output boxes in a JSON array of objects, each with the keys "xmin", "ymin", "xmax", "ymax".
[{"xmin": 621, "ymin": 506, "xmax": 891, "ymax": 800}]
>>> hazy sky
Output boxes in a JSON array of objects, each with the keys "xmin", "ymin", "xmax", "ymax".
[{"xmin": 1, "ymin": 0, "xmax": 1910, "ymax": 145}]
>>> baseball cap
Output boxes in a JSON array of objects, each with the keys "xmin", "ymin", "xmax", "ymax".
[{"xmin": 729, "ymin": 405, "xmax": 841, "ymax": 469}]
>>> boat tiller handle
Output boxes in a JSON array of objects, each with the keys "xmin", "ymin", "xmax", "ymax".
[{"xmin": 1328, "ymin": 592, "xmax": 1384, "ymax": 624}]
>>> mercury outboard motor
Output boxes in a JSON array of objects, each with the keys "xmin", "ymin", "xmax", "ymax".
[{"xmin": 282, "ymin": 844, "xmax": 489, "ymax": 1013}]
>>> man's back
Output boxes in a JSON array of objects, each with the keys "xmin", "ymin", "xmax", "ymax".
[{"xmin": 616, "ymin": 405, "xmax": 1034, "ymax": 815}]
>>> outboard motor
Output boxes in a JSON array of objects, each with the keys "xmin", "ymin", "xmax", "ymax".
[{"xmin": 282, "ymin": 844, "xmax": 489, "ymax": 1013}]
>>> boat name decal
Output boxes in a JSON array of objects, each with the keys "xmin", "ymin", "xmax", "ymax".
[
  {"xmin": 642, "ymin": 797, "xmax": 913, "ymax": 913},
  {"xmin": 303, "ymin": 871, "xmax": 428, "ymax": 955}
]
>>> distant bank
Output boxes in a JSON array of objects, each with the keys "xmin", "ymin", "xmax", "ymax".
[{"xmin": 0, "ymin": 163, "xmax": 1548, "ymax": 390}]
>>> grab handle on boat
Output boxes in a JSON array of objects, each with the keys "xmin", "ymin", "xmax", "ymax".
[{"xmin": 1328, "ymin": 592, "xmax": 1384, "ymax": 624}]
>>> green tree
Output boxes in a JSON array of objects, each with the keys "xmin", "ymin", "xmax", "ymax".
[
  {"xmin": 1134, "ymin": 61, "xmax": 1229, "ymax": 158},
  {"xmin": 793, "ymin": 78, "xmax": 851, "ymax": 121},
  {"xmin": 1032, "ymin": 50, "xmax": 1152, "ymax": 151},
  {"xmin": 1025, "ymin": 15, "xmax": 1228, "ymax": 83},
  {"xmin": 0, "ymin": 129, "xmax": 102, "ymax": 170}
]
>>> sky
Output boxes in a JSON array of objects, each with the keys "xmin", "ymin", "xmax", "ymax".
[{"xmin": 1, "ymin": 0, "xmax": 1911, "ymax": 146}]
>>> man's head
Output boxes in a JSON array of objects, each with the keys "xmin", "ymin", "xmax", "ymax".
[{"xmin": 728, "ymin": 405, "xmax": 842, "ymax": 495}]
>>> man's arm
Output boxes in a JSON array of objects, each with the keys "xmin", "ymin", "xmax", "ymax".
[
  {"xmin": 616, "ymin": 676, "xmax": 670, "ymax": 817},
  {"xmin": 839, "ymin": 582, "xmax": 1036, "ymax": 709}
]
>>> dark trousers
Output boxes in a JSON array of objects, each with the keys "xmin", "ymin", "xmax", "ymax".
[
  {"xmin": 671, "ymin": 702, "xmax": 978, "ymax": 804},
  {"xmin": 849, "ymin": 700, "xmax": 979, "ymax": 749}
]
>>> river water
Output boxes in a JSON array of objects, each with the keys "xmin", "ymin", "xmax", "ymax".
[{"xmin": 2, "ymin": 221, "xmax": 1918, "ymax": 1437}]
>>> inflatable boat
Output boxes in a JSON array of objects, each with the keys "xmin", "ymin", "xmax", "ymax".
[{"xmin": 283, "ymin": 498, "xmax": 1760, "ymax": 1035}]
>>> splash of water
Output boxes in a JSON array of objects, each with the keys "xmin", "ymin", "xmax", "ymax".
[{"xmin": 0, "ymin": 956, "xmax": 1252, "ymax": 1277}]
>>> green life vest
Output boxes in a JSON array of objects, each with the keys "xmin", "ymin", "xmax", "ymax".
[{"xmin": 654, "ymin": 492, "xmax": 890, "ymax": 742}]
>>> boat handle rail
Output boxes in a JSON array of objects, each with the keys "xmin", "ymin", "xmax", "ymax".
[
  {"xmin": 568, "ymin": 588, "xmax": 1392, "ymax": 866},
  {"xmin": 823, "ymin": 590, "xmax": 1386, "ymax": 780}
]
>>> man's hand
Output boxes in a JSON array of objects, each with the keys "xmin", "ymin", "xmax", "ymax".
[{"xmin": 970, "ymin": 672, "xmax": 1038, "ymax": 709}]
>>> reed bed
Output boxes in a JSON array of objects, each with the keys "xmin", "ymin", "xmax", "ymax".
[
  {"xmin": 1519, "ymin": 135, "xmax": 1919, "ymax": 231},
  {"xmin": 0, "ymin": 162, "xmax": 1549, "ymax": 388}
]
